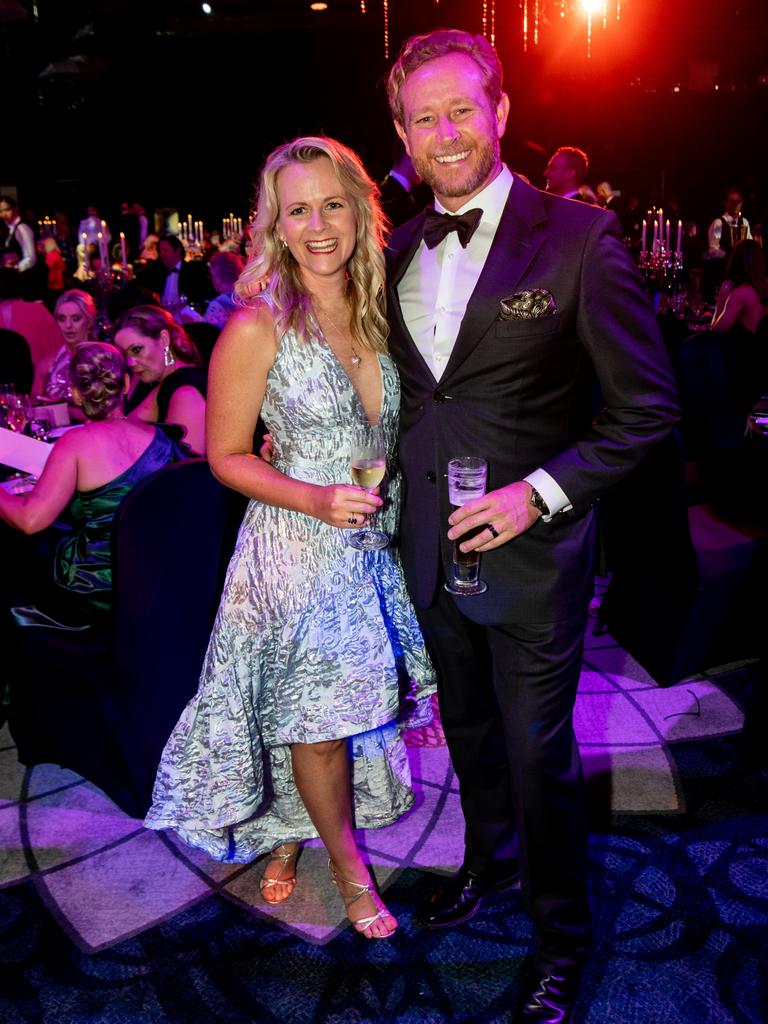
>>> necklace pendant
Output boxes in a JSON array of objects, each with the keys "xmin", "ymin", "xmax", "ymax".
[{"xmin": 351, "ymin": 353, "xmax": 361, "ymax": 366}]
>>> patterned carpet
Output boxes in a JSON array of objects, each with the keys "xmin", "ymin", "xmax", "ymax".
[{"xmin": 0, "ymin": 617, "xmax": 766, "ymax": 1023}]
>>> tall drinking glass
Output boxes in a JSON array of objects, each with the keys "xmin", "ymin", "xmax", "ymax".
[
  {"xmin": 348, "ymin": 418, "xmax": 388, "ymax": 551},
  {"xmin": 444, "ymin": 456, "xmax": 488, "ymax": 596}
]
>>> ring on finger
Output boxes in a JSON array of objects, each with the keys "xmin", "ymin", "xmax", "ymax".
[{"xmin": 484, "ymin": 523, "xmax": 499, "ymax": 539}]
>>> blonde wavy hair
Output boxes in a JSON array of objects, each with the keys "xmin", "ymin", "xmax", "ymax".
[{"xmin": 235, "ymin": 136, "xmax": 389, "ymax": 353}]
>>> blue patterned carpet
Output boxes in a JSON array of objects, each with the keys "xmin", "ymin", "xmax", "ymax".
[{"xmin": 1, "ymin": 662, "xmax": 766, "ymax": 1024}]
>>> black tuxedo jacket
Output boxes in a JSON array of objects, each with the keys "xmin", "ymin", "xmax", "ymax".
[
  {"xmin": 138, "ymin": 259, "xmax": 214, "ymax": 308},
  {"xmin": 386, "ymin": 176, "xmax": 680, "ymax": 625}
]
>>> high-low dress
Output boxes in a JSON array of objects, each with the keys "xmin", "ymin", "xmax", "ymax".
[{"xmin": 145, "ymin": 320, "xmax": 436, "ymax": 862}]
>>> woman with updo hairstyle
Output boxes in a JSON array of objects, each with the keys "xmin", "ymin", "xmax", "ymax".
[
  {"xmin": 711, "ymin": 239, "xmax": 768, "ymax": 335},
  {"xmin": 32, "ymin": 289, "xmax": 97, "ymax": 402},
  {"xmin": 114, "ymin": 304, "xmax": 207, "ymax": 455},
  {"xmin": 0, "ymin": 342, "xmax": 184, "ymax": 622}
]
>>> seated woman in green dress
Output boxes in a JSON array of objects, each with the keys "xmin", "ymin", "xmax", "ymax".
[{"xmin": 0, "ymin": 342, "xmax": 183, "ymax": 622}]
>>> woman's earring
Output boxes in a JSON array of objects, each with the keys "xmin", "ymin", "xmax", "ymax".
[{"xmin": 163, "ymin": 344, "xmax": 175, "ymax": 368}]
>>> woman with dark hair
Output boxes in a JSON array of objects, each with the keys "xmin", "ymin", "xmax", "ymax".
[
  {"xmin": 711, "ymin": 239, "xmax": 768, "ymax": 334},
  {"xmin": 0, "ymin": 342, "xmax": 182, "ymax": 621},
  {"xmin": 114, "ymin": 305, "xmax": 207, "ymax": 455},
  {"xmin": 146, "ymin": 137, "xmax": 435, "ymax": 939}
]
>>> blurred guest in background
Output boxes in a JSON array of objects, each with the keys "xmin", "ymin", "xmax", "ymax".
[
  {"xmin": 0, "ymin": 267, "xmax": 62, "ymax": 369},
  {"xmin": 1, "ymin": 342, "xmax": 183, "ymax": 624},
  {"xmin": 32, "ymin": 289, "xmax": 97, "ymax": 401},
  {"xmin": 378, "ymin": 142, "xmax": 426, "ymax": 227},
  {"xmin": 114, "ymin": 304, "xmax": 207, "ymax": 455},
  {"xmin": 707, "ymin": 189, "xmax": 751, "ymax": 260},
  {"xmin": 544, "ymin": 146, "xmax": 596, "ymax": 203},
  {"xmin": 77, "ymin": 205, "xmax": 110, "ymax": 249},
  {"xmin": 203, "ymin": 250, "xmax": 244, "ymax": 328},
  {"xmin": 138, "ymin": 235, "xmax": 214, "ymax": 315},
  {"xmin": 711, "ymin": 239, "xmax": 768, "ymax": 335},
  {"xmin": 0, "ymin": 195, "xmax": 37, "ymax": 273}
]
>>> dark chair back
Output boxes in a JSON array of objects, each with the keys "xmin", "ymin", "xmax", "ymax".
[
  {"xmin": 9, "ymin": 458, "xmax": 248, "ymax": 817},
  {"xmin": 0, "ymin": 327, "xmax": 33, "ymax": 392},
  {"xmin": 108, "ymin": 458, "xmax": 248, "ymax": 811}
]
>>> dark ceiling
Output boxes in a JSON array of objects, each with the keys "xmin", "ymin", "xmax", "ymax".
[{"xmin": 2, "ymin": 0, "xmax": 766, "ymax": 224}]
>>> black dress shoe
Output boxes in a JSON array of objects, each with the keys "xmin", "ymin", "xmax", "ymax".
[
  {"xmin": 422, "ymin": 864, "xmax": 520, "ymax": 930},
  {"xmin": 511, "ymin": 958, "xmax": 584, "ymax": 1023}
]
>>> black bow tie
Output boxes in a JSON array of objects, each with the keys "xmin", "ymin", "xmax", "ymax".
[
  {"xmin": 423, "ymin": 207, "xmax": 483, "ymax": 249},
  {"xmin": 168, "ymin": 267, "xmax": 179, "ymax": 274}
]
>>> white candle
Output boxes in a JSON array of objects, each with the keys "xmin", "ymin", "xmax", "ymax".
[
  {"xmin": 641, "ymin": 219, "xmax": 647, "ymax": 252},
  {"xmin": 81, "ymin": 233, "xmax": 89, "ymax": 270},
  {"xmin": 120, "ymin": 231, "xmax": 127, "ymax": 266},
  {"xmin": 658, "ymin": 209, "xmax": 663, "ymax": 245},
  {"xmin": 665, "ymin": 219, "xmax": 670, "ymax": 251},
  {"xmin": 652, "ymin": 221, "xmax": 658, "ymax": 250},
  {"xmin": 676, "ymin": 220, "xmax": 682, "ymax": 255}
]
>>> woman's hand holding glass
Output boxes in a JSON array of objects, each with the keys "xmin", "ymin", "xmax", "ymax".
[{"xmin": 308, "ymin": 481, "xmax": 382, "ymax": 529}]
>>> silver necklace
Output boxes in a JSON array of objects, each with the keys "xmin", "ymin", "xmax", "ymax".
[{"xmin": 316, "ymin": 306, "xmax": 361, "ymax": 367}]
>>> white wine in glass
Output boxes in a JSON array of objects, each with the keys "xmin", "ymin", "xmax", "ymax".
[{"xmin": 349, "ymin": 418, "xmax": 388, "ymax": 551}]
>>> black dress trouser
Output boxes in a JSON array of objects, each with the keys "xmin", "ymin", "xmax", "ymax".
[{"xmin": 415, "ymin": 577, "xmax": 591, "ymax": 961}]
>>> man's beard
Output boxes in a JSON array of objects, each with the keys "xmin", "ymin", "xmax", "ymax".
[{"xmin": 414, "ymin": 136, "xmax": 498, "ymax": 200}]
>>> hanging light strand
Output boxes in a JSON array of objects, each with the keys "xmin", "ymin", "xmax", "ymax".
[
  {"xmin": 383, "ymin": 0, "xmax": 389, "ymax": 60},
  {"xmin": 360, "ymin": 0, "xmax": 366, "ymax": 12},
  {"xmin": 483, "ymin": 0, "xmax": 488, "ymax": 37},
  {"xmin": 490, "ymin": 0, "xmax": 496, "ymax": 46},
  {"xmin": 534, "ymin": 0, "xmax": 540, "ymax": 46},
  {"xmin": 521, "ymin": 0, "xmax": 529, "ymax": 52}
]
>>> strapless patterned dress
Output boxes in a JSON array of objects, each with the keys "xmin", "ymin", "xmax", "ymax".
[{"xmin": 145, "ymin": 322, "xmax": 436, "ymax": 861}]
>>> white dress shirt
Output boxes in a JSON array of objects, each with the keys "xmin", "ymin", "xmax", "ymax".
[
  {"xmin": 707, "ymin": 213, "xmax": 752, "ymax": 258},
  {"xmin": 6, "ymin": 217, "xmax": 37, "ymax": 273},
  {"xmin": 162, "ymin": 261, "xmax": 182, "ymax": 309},
  {"xmin": 397, "ymin": 166, "xmax": 571, "ymax": 517}
]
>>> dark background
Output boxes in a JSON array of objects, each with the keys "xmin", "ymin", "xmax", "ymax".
[{"xmin": 1, "ymin": 0, "xmax": 766, "ymax": 230}]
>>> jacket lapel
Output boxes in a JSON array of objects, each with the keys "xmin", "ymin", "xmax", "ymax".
[
  {"xmin": 441, "ymin": 178, "xmax": 548, "ymax": 381},
  {"xmin": 387, "ymin": 212, "xmax": 437, "ymax": 384}
]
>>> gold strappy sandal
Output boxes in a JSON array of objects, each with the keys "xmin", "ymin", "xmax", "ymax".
[
  {"xmin": 328, "ymin": 859, "xmax": 397, "ymax": 938},
  {"xmin": 259, "ymin": 843, "xmax": 300, "ymax": 904}
]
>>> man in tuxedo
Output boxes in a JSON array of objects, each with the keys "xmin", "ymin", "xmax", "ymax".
[
  {"xmin": 139, "ymin": 235, "xmax": 214, "ymax": 314},
  {"xmin": 544, "ymin": 146, "xmax": 596, "ymax": 203},
  {"xmin": 379, "ymin": 143, "xmax": 430, "ymax": 228},
  {"xmin": 385, "ymin": 29, "xmax": 679, "ymax": 1022}
]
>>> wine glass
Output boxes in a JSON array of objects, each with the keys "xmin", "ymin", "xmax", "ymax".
[
  {"xmin": 444, "ymin": 456, "xmax": 489, "ymax": 596},
  {"xmin": 0, "ymin": 382, "xmax": 16, "ymax": 428},
  {"xmin": 348, "ymin": 417, "xmax": 388, "ymax": 551},
  {"xmin": 4, "ymin": 392, "xmax": 27, "ymax": 433},
  {"xmin": 26, "ymin": 401, "xmax": 54, "ymax": 441}
]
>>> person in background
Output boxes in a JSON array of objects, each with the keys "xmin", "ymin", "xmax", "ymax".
[
  {"xmin": 0, "ymin": 195, "xmax": 37, "ymax": 273},
  {"xmin": 711, "ymin": 239, "xmax": 768, "ymax": 335},
  {"xmin": 32, "ymin": 289, "xmax": 96, "ymax": 402},
  {"xmin": 114, "ymin": 304, "xmax": 207, "ymax": 455},
  {"xmin": 0, "ymin": 267, "xmax": 62, "ymax": 369},
  {"xmin": 707, "ymin": 188, "xmax": 752, "ymax": 261},
  {"xmin": 77, "ymin": 205, "xmax": 110, "ymax": 249},
  {"xmin": 203, "ymin": 250, "xmax": 244, "ymax": 328},
  {"xmin": 138, "ymin": 235, "xmax": 214, "ymax": 316},
  {"xmin": 40, "ymin": 237, "xmax": 66, "ymax": 297},
  {"xmin": 378, "ymin": 141, "xmax": 427, "ymax": 227},
  {"xmin": 543, "ymin": 146, "xmax": 596, "ymax": 203},
  {"xmin": 0, "ymin": 343, "xmax": 183, "ymax": 623}
]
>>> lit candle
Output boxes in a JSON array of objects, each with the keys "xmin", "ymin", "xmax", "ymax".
[
  {"xmin": 120, "ymin": 231, "xmax": 127, "ymax": 267},
  {"xmin": 641, "ymin": 219, "xmax": 647, "ymax": 253},
  {"xmin": 81, "ymin": 232, "xmax": 89, "ymax": 271},
  {"xmin": 658, "ymin": 208, "xmax": 663, "ymax": 246},
  {"xmin": 676, "ymin": 219, "xmax": 682, "ymax": 255},
  {"xmin": 665, "ymin": 219, "xmax": 670, "ymax": 251},
  {"xmin": 652, "ymin": 221, "xmax": 658, "ymax": 251}
]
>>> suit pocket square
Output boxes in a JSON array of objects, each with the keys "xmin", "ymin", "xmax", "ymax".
[{"xmin": 498, "ymin": 289, "xmax": 557, "ymax": 320}]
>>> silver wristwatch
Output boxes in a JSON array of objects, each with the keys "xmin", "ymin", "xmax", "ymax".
[{"xmin": 529, "ymin": 485, "xmax": 550, "ymax": 517}]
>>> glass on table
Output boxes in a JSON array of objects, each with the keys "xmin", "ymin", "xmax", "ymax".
[
  {"xmin": 444, "ymin": 456, "xmax": 488, "ymax": 596},
  {"xmin": 25, "ymin": 400, "xmax": 54, "ymax": 441},
  {"xmin": 348, "ymin": 417, "xmax": 388, "ymax": 551},
  {"xmin": 3, "ymin": 391, "xmax": 27, "ymax": 433}
]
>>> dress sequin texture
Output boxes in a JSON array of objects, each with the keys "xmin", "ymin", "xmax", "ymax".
[{"xmin": 145, "ymin": 318, "xmax": 436, "ymax": 861}]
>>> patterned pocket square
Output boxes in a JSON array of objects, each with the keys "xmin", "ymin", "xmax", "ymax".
[{"xmin": 498, "ymin": 289, "xmax": 557, "ymax": 320}]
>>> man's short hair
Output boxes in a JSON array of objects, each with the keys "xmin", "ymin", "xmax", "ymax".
[
  {"xmin": 552, "ymin": 147, "xmax": 589, "ymax": 185},
  {"xmin": 159, "ymin": 233, "xmax": 185, "ymax": 256},
  {"xmin": 387, "ymin": 28, "xmax": 503, "ymax": 126},
  {"xmin": 0, "ymin": 195, "xmax": 18, "ymax": 211}
]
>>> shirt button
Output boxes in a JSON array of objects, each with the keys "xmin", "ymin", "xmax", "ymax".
[
  {"xmin": 434, "ymin": 391, "xmax": 446, "ymax": 403},
  {"xmin": 426, "ymin": 471, "xmax": 436, "ymax": 483}
]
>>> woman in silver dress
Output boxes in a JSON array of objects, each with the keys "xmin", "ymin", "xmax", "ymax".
[{"xmin": 146, "ymin": 137, "xmax": 435, "ymax": 940}]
